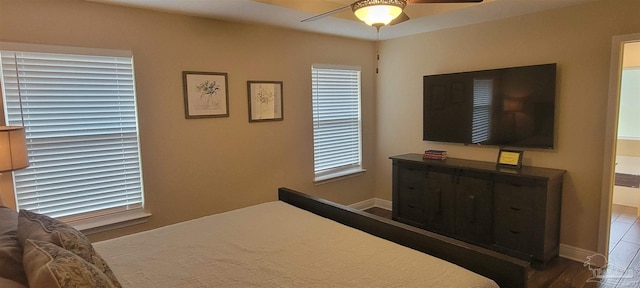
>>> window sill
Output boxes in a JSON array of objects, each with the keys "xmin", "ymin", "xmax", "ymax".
[
  {"xmin": 314, "ymin": 168, "xmax": 367, "ymax": 185},
  {"xmin": 618, "ymin": 136, "xmax": 640, "ymax": 141},
  {"xmin": 69, "ymin": 209, "xmax": 151, "ymax": 235}
]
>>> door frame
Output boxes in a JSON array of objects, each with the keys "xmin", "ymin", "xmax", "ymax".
[{"xmin": 598, "ymin": 33, "xmax": 640, "ymax": 256}]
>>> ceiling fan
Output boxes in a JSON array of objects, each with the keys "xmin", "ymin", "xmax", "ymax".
[{"xmin": 301, "ymin": 0, "xmax": 483, "ymax": 27}]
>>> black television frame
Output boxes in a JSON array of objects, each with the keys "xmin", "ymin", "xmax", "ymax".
[{"xmin": 423, "ymin": 63, "xmax": 557, "ymax": 149}]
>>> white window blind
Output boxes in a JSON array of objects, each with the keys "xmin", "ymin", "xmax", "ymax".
[
  {"xmin": 311, "ymin": 65, "xmax": 362, "ymax": 181},
  {"xmin": 0, "ymin": 44, "xmax": 144, "ymax": 223},
  {"xmin": 472, "ymin": 79, "xmax": 493, "ymax": 144}
]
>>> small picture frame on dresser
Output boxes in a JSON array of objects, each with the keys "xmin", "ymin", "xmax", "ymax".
[{"xmin": 496, "ymin": 148, "xmax": 523, "ymax": 169}]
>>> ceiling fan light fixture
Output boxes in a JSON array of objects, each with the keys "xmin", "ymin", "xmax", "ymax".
[{"xmin": 352, "ymin": 0, "xmax": 407, "ymax": 26}]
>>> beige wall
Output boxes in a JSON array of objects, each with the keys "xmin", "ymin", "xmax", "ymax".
[
  {"xmin": 375, "ymin": 0, "xmax": 640, "ymax": 251},
  {"xmin": 623, "ymin": 41, "xmax": 640, "ymax": 67},
  {"xmin": 617, "ymin": 139, "xmax": 640, "ymax": 157},
  {"xmin": 0, "ymin": 0, "xmax": 377, "ymax": 241}
]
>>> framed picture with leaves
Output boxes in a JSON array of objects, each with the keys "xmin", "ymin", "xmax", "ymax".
[
  {"xmin": 247, "ymin": 81, "xmax": 283, "ymax": 122},
  {"xmin": 183, "ymin": 71, "xmax": 229, "ymax": 118}
]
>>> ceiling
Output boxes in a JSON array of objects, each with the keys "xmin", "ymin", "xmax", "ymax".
[{"xmin": 86, "ymin": 0, "xmax": 595, "ymax": 41}]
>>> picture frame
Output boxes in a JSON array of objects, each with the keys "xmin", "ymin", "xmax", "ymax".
[
  {"xmin": 496, "ymin": 148, "xmax": 524, "ymax": 169},
  {"xmin": 247, "ymin": 81, "xmax": 283, "ymax": 122},
  {"xmin": 183, "ymin": 71, "xmax": 229, "ymax": 119}
]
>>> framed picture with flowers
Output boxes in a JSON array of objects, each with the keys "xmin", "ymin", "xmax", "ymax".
[
  {"xmin": 183, "ymin": 71, "xmax": 229, "ymax": 118},
  {"xmin": 247, "ymin": 81, "xmax": 283, "ymax": 122}
]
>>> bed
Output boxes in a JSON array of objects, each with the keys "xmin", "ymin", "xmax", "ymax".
[{"xmin": 1, "ymin": 187, "xmax": 528, "ymax": 288}]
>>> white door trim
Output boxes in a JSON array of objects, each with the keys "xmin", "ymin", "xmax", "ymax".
[{"xmin": 598, "ymin": 33, "xmax": 640, "ymax": 256}]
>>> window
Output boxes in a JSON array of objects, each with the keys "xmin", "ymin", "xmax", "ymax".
[
  {"xmin": 311, "ymin": 65, "xmax": 363, "ymax": 182},
  {"xmin": 0, "ymin": 43, "xmax": 146, "ymax": 230},
  {"xmin": 617, "ymin": 67, "xmax": 640, "ymax": 139}
]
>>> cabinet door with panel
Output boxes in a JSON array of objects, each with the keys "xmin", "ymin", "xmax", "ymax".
[
  {"xmin": 424, "ymin": 170, "xmax": 455, "ymax": 234},
  {"xmin": 454, "ymin": 173, "xmax": 493, "ymax": 243}
]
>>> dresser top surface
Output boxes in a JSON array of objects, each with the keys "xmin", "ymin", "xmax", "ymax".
[{"xmin": 390, "ymin": 153, "xmax": 566, "ymax": 179}]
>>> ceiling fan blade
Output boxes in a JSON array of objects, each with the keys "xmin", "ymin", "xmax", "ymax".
[
  {"xmin": 408, "ymin": 0, "xmax": 483, "ymax": 3},
  {"xmin": 301, "ymin": 5, "xmax": 350, "ymax": 22},
  {"xmin": 389, "ymin": 12, "xmax": 410, "ymax": 26}
]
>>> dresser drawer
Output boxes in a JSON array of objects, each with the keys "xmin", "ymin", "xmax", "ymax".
[
  {"xmin": 494, "ymin": 182, "xmax": 541, "ymax": 212},
  {"xmin": 396, "ymin": 198, "xmax": 427, "ymax": 227},
  {"xmin": 398, "ymin": 166, "xmax": 427, "ymax": 187},
  {"xmin": 398, "ymin": 185, "xmax": 425, "ymax": 207},
  {"xmin": 494, "ymin": 208, "xmax": 533, "ymax": 253}
]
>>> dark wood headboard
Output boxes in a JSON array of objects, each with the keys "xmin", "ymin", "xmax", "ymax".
[{"xmin": 278, "ymin": 187, "xmax": 529, "ymax": 288}]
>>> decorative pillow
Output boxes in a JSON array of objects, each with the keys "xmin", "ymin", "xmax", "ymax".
[
  {"xmin": 23, "ymin": 239, "xmax": 117, "ymax": 288},
  {"xmin": 17, "ymin": 209, "xmax": 122, "ymax": 287},
  {"xmin": 0, "ymin": 206, "xmax": 28, "ymax": 286}
]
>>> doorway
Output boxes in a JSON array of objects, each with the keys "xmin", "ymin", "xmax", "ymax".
[{"xmin": 599, "ymin": 33, "xmax": 640, "ymax": 272}]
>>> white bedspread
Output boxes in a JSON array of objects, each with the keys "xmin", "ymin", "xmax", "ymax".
[{"xmin": 94, "ymin": 201, "xmax": 498, "ymax": 288}]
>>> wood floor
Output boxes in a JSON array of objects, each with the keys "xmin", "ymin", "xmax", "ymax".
[{"xmin": 363, "ymin": 206, "xmax": 640, "ymax": 288}]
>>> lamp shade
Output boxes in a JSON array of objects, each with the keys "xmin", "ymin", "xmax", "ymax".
[
  {"xmin": 0, "ymin": 126, "xmax": 29, "ymax": 173},
  {"xmin": 503, "ymin": 98, "xmax": 524, "ymax": 112},
  {"xmin": 352, "ymin": 0, "xmax": 406, "ymax": 26}
]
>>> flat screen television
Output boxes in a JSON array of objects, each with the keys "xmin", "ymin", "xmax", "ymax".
[{"xmin": 423, "ymin": 63, "xmax": 557, "ymax": 149}]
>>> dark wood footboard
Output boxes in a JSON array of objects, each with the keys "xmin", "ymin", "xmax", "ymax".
[{"xmin": 278, "ymin": 187, "xmax": 529, "ymax": 288}]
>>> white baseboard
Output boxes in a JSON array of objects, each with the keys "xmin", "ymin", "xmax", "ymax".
[
  {"xmin": 374, "ymin": 198, "xmax": 392, "ymax": 210},
  {"xmin": 349, "ymin": 198, "xmax": 392, "ymax": 211},
  {"xmin": 559, "ymin": 244, "xmax": 599, "ymax": 265},
  {"xmin": 349, "ymin": 198, "xmax": 376, "ymax": 210}
]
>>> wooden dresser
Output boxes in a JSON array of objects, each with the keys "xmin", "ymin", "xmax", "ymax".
[{"xmin": 390, "ymin": 153, "xmax": 565, "ymax": 268}]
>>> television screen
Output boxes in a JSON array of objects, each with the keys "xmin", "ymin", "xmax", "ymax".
[{"xmin": 423, "ymin": 63, "xmax": 557, "ymax": 149}]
